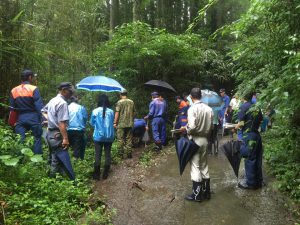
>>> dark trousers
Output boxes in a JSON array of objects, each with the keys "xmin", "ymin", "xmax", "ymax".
[
  {"xmin": 68, "ymin": 130, "xmax": 85, "ymax": 159},
  {"xmin": 94, "ymin": 141, "xmax": 112, "ymax": 167},
  {"xmin": 15, "ymin": 118, "xmax": 43, "ymax": 154},
  {"xmin": 240, "ymin": 132, "xmax": 263, "ymax": 186},
  {"xmin": 152, "ymin": 117, "xmax": 166, "ymax": 145}
]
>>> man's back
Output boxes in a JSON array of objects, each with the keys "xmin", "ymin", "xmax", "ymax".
[
  {"xmin": 116, "ymin": 98, "xmax": 135, "ymax": 128},
  {"xmin": 68, "ymin": 102, "xmax": 87, "ymax": 131},
  {"xmin": 187, "ymin": 101, "xmax": 213, "ymax": 138}
]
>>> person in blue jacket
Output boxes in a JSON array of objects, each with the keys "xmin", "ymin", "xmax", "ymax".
[
  {"xmin": 132, "ymin": 118, "xmax": 147, "ymax": 147},
  {"xmin": 9, "ymin": 69, "xmax": 44, "ymax": 154},
  {"xmin": 67, "ymin": 96, "xmax": 88, "ymax": 160},
  {"xmin": 218, "ymin": 88, "xmax": 230, "ymax": 127},
  {"xmin": 236, "ymin": 92, "xmax": 263, "ymax": 189},
  {"xmin": 90, "ymin": 94, "xmax": 115, "ymax": 180},
  {"xmin": 144, "ymin": 92, "xmax": 167, "ymax": 151}
]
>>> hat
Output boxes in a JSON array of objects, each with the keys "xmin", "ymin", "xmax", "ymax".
[
  {"xmin": 21, "ymin": 69, "xmax": 37, "ymax": 79},
  {"xmin": 175, "ymin": 96, "xmax": 181, "ymax": 100},
  {"xmin": 58, "ymin": 82, "xmax": 74, "ymax": 92},
  {"xmin": 219, "ymin": 88, "xmax": 226, "ymax": 93},
  {"xmin": 120, "ymin": 89, "xmax": 127, "ymax": 95},
  {"xmin": 151, "ymin": 91, "xmax": 159, "ymax": 97}
]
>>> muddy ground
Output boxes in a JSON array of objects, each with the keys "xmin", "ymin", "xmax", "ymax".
[{"xmin": 94, "ymin": 140, "xmax": 298, "ymax": 225}]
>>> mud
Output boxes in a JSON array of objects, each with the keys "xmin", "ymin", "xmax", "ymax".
[{"xmin": 94, "ymin": 139, "xmax": 297, "ymax": 225}]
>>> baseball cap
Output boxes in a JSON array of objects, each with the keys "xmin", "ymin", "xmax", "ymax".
[
  {"xmin": 151, "ymin": 91, "xmax": 159, "ymax": 97},
  {"xmin": 21, "ymin": 69, "xmax": 37, "ymax": 79},
  {"xmin": 58, "ymin": 82, "xmax": 74, "ymax": 92},
  {"xmin": 120, "ymin": 89, "xmax": 128, "ymax": 95}
]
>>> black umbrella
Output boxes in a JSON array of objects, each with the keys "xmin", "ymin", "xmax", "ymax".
[
  {"xmin": 220, "ymin": 140, "xmax": 242, "ymax": 178},
  {"xmin": 144, "ymin": 80, "xmax": 177, "ymax": 93},
  {"xmin": 175, "ymin": 137, "xmax": 199, "ymax": 175},
  {"xmin": 56, "ymin": 150, "xmax": 76, "ymax": 180}
]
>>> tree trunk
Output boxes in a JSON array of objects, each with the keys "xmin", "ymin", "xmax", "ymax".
[{"xmin": 109, "ymin": 0, "xmax": 119, "ymax": 39}]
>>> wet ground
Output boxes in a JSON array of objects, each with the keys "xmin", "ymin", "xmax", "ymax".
[{"xmin": 94, "ymin": 138, "xmax": 297, "ymax": 225}]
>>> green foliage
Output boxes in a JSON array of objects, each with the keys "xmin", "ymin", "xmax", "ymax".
[
  {"xmin": 95, "ymin": 22, "xmax": 230, "ymax": 117},
  {"xmin": 139, "ymin": 149, "xmax": 154, "ymax": 167},
  {"xmin": 0, "ymin": 122, "xmax": 112, "ymax": 224},
  {"xmin": 224, "ymin": 0, "xmax": 300, "ymax": 203}
]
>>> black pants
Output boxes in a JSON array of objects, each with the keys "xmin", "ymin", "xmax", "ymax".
[
  {"xmin": 94, "ymin": 141, "xmax": 112, "ymax": 167},
  {"xmin": 68, "ymin": 130, "xmax": 85, "ymax": 159}
]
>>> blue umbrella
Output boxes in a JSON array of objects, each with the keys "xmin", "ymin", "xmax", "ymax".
[
  {"xmin": 201, "ymin": 89, "xmax": 223, "ymax": 107},
  {"xmin": 76, "ymin": 76, "xmax": 125, "ymax": 92}
]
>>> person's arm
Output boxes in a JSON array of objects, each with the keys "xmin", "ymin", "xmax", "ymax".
[
  {"xmin": 9, "ymin": 93, "xmax": 16, "ymax": 111},
  {"xmin": 224, "ymin": 96, "xmax": 230, "ymax": 116},
  {"xmin": 144, "ymin": 101, "xmax": 155, "ymax": 120},
  {"xmin": 58, "ymin": 121, "xmax": 69, "ymax": 149},
  {"xmin": 114, "ymin": 111, "xmax": 119, "ymax": 128},
  {"xmin": 57, "ymin": 102, "xmax": 70, "ymax": 149},
  {"xmin": 33, "ymin": 88, "xmax": 44, "ymax": 114}
]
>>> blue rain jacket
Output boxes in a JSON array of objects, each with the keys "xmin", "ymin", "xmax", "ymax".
[
  {"xmin": 147, "ymin": 98, "xmax": 166, "ymax": 119},
  {"xmin": 68, "ymin": 102, "xmax": 88, "ymax": 131},
  {"xmin": 90, "ymin": 107, "xmax": 115, "ymax": 142}
]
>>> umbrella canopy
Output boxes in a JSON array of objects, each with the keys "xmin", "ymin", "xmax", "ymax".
[
  {"xmin": 220, "ymin": 140, "xmax": 242, "ymax": 178},
  {"xmin": 56, "ymin": 150, "xmax": 75, "ymax": 180},
  {"xmin": 144, "ymin": 80, "xmax": 176, "ymax": 93},
  {"xmin": 201, "ymin": 89, "xmax": 223, "ymax": 107},
  {"xmin": 175, "ymin": 137, "xmax": 199, "ymax": 175},
  {"xmin": 76, "ymin": 76, "xmax": 125, "ymax": 92}
]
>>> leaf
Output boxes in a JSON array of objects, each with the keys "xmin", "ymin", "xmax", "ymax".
[
  {"xmin": 21, "ymin": 148, "xmax": 34, "ymax": 157},
  {"xmin": 30, "ymin": 155, "xmax": 43, "ymax": 163},
  {"xmin": 3, "ymin": 158, "xmax": 20, "ymax": 166},
  {"xmin": 0, "ymin": 155, "xmax": 12, "ymax": 160}
]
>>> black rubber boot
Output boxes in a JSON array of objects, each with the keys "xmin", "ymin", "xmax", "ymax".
[
  {"xmin": 185, "ymin": 181, "xmax": 203, "ymax": 202},
  {"xmin": 93, "ymin": 165, "xmax": 100, "ymax": 180},
  {"xmin": 202, "ymin": 178, "xmax": 211, "ymax": 200},
  {"xmin": 102, "ymin": 165, "xmax": 110, "ymax": 180}
]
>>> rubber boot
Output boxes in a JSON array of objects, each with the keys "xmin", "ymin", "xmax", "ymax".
[
  {"xmin": 93, "ymin": 165, "xmax": 100, "ymax": 180},
  {"xmin": 102, "ymin": 165, "xmax": 110, "ymax": 180},
  {"xmin": 185, "ymin": 181, "xmax": 203, "ymax": 202},
  {"xmin": 202, "ymin": 178, "xmax": 211, "ymax": 200}
]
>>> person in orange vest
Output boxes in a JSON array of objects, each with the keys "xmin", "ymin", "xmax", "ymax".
[{"xmin": 9, "ymin": 69, "xmax": 44, "ymax": 154}]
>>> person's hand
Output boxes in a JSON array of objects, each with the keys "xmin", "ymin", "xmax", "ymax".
[
  {"xmin": 62, "ymin": 138, "xmax": 69, "ymax": 150},
  {"xmin": 114, "ymin": 123, "xmax": 117, "ymax": 128},
  {"xmin": 144, "ymin": 116, "xmax": 148, "ymax": 120},
  {"xmin": 145, "ymin": 126, "xmax": 149, "ymax": 131},
  {"xmin": 179, "ymin": 126, "xmax": 186, "ymax": 133}
]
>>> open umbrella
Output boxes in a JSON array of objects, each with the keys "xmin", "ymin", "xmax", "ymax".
[
  {"xmin": 56, "ymin": 150, "xmax": 75, "ymax": 180},
  {"xmin": 144, "ymin": 80, "xmax": 176, "ymax": 93},
  {"xmin": 201, "ymin": 89, "xmax": 223, "ymax": 107},
  {"xmin": 76, "ymin": 76, "xmax": 125, "ymax": 92},
  {"xmin": 220, "ymin": 140, "xmax": 241, "ymax": 178},
  {"xmin": 175, "ymin": 137, "xmax": 199, "ymax": 175}
]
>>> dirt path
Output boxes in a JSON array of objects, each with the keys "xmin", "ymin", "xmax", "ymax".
[{"xmin": 94, "ymin": 141, "xmax": 297, "ymax": 225}]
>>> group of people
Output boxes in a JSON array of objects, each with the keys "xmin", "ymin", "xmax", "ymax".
[
  {"xmin": 9, "ymin": 69, "xmax": 265, "ymax": 203},
  {"xmin": 8, "ymin": 69, "xmax": 170, "ymax": 181}
]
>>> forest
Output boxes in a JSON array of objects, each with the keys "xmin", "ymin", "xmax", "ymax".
[{"xmin": 0, "ymin": 0, "xmax": 299, "ymax": 224}]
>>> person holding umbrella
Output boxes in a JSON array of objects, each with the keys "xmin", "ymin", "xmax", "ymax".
[
  {"xmin": 144, "ymin": 91, "xmax": 167, "ymax": 151},
  {"xmin": 42, "ymin": 82, "xmax": 75, "ymax": 180},
  {"xmin": 179, "ymin": 88, "xmax": 213, "ymax": 202},
  {"xmin": 114, "ymin": 90, "xmax": 135, "ymax": 159}
]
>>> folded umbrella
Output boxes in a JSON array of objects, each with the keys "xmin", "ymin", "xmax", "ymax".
[
  {"xmin": 76, "ymin": 75, "xmax": 125, "ymax": 92},
  {"xmin": 220, "ymin": 140, "xmax": 242, "ymax": 178},
  {"xmin": 56, "ymin": 150, "xmax": 75, "ymax": 180},
  {"xmin": 175, "ymin": 137, "xmax": 199, "ymax": 175},
  {"xmin": 144, "ymin": 80, "xmax": 176, "ymax": 93}
]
